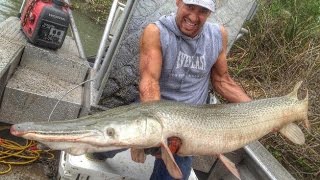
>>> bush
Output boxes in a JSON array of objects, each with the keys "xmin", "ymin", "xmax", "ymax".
[{"xmin": 230, "ymin": 0, "xmax": 320, "ymax": 86}]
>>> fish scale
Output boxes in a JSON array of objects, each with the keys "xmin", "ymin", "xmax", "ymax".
[{"xmin": 10, "ymin": 82, "xmax": 309, "ymax": 179}]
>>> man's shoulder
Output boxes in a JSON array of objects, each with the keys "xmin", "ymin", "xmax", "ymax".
[{"xmin": 144, "ymin": 23, "xmax": 160, "ymax": 35}]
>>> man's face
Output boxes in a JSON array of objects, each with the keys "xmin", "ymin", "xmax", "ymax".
[{"xmin": 175, "ymin": 0, "xmax": 211, "ymax": 38}]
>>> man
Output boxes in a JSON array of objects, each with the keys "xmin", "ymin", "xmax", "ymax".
[{"xmin": 139, "ymin": 0, "xmax": 251, "ymax": 179}]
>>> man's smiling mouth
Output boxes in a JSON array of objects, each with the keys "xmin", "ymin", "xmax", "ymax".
[{"xmin": 184, "ymin": 18, "xmax": 198, "ymax": 28}]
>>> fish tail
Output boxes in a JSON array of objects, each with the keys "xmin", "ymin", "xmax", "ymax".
[
  {"xmin": 286, "ymin": 81, "xmax": 310, "ymax": 130},
  {"xmin": 286, "ymin": 81, "xmax": 303, "ymax": 100},
  {"xmin": 280, "ymin": 89, "xmax": 309, "ymax": 144}
]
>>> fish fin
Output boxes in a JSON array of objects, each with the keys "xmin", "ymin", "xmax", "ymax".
[
  {"xmin": 130, "ymin": 148, "xmax": 146, "ymax": 163},
  {"xmin": 279, "ymin": 123, "xmax": 305, "ymax": 145},
  {"xmin": 286, "ymin": 81, "xmax": 303, "ymax": 99},
  {"xmin": 161, "ymin": 142, "xmax": 183, "ymax": 179},
  {"xmin": 219, "ymin": 154, "xmax": 241, "ymax": 180}
]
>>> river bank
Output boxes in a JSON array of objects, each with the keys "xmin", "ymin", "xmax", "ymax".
[{"xmin": 71, "ymin": 0, "xmax": 114, "ymax": 25}]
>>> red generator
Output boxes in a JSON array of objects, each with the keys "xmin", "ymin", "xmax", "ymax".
[{"xmin": 21, "ymin": 0, "xmax": 70, "ymax": 50}]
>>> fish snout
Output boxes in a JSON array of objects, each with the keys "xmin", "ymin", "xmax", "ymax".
[
  {"xmin": 10, "ymin": 125, "xmax": 22, "ymax": 136},
  {"xmin": 10, "ymin": 124, "xmax": 25, "ymax": 137}
]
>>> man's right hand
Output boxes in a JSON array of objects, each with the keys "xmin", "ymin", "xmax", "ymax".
[
  {"xmin": 144, "ymin": 147, "xmax": 161, "ymax": 158},
  {"xmin": 144, "ymin": 137, "xmax": 182, "ymax": 158}
]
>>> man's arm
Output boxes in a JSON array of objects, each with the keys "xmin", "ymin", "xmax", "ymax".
[
  {"xmin": 211, "ymin": 26, "xmax": 251, "ymax": 103},
  {"xmin": 132, "ymin": 24, "xmax": 163, "ymax": 163},
  {"xmin": 139, "ymin": 24, "xmax": 162, "ymax": 102},
  {"xmin": 138, "ymin": 24, "xmax": 182, "ymax": 159}
]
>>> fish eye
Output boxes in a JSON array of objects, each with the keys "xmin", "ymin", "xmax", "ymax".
[{"xmin": 106, "ymin": 127, "xmax": 115, "ymax": 137}]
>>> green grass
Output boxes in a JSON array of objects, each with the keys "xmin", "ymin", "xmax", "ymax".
[{"xmin": 230, "ymin": 0, "xmax": 320, "ymax": 85}]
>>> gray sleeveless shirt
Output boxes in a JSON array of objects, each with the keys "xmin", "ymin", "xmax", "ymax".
[{"xmin": 154, "ymin": 13, "xmax": 222, "ymax": 105}]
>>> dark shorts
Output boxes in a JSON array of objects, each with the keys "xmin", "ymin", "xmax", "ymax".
[
  {"xmin": 93, "ymin": 149, "xmax": 192, "ymax": 179},
  {"xmin": 150, "ymin": 155, "xmax": 192, "ymax": 180}
]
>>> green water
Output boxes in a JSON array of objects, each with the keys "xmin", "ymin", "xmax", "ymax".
[{"xmin": 0, "ymin": 0, "xmax": 104, "ymax": 56}]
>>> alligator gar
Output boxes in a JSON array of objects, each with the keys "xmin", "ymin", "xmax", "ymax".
[{"xmin": 10, "ymin": 82, "xmax": 309, "ymax": 179}]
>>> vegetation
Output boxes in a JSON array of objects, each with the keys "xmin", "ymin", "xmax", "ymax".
[
  {"xmin": 72, "ymin": 0, "xmax": 114, "ymax": 24},
  {"xmin": 74, "ymin": 0, "xmax": 320, "ymax": 179},
  {"xmin": 229, "ymin": 0, "xmax": 320, "ymax": 179}
]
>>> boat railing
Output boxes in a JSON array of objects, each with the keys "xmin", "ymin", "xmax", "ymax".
[{"xmin": 90, "ymin": 0, "xmax": 133, "ymax": 106}]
